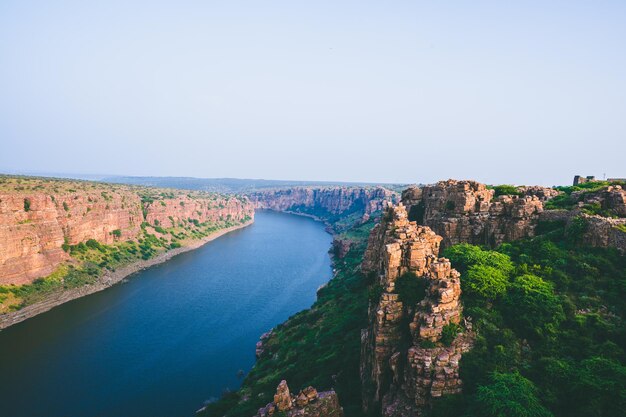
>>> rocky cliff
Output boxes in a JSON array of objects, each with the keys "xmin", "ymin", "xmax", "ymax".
[
  {"xmin": 360, "ymin": 203, "xmax": 473, "ymax": 416},
  {"xmin": 0, "ymin": 176, "xmax": 254, "ymax": 287},
  {"xmin": 254, "ymin": 380, "xmax": 343, "ymax": 417},
  {"xmin": 401, "ymin": 180, "xmax": 549, "ymax": 248},
  {"xmin": 248, "ymin": 186, "xmax": 398, "ymax": 228}
]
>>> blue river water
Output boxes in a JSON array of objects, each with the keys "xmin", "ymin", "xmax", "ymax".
[{"xmin": 0, "ymin": 211, "xmax": 332, "ymax": 417}]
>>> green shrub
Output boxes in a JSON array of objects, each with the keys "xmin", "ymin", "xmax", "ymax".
[
  {"xmin": 23, "ymin": 198, "xmax": 31, "ymax": 212},
  {"xmin": 441, "ymin": 323, "xmax": 462, "ymax": 346},
  {"xmin": 492, "ymin": 185, "xmax": 522, "ymax": 197},
  {"xmin": 503, "ymin": 274, "xmax": 564, "ymax": 338},
  {"xmin": 111, "ymin": 229, "xmax": 122, "ymax": 238},
  {"xmin": 464, "ymin": 264, "xmax": 509, "ymax": 300},
  {"xmin": 85, "ymin": 239, "xmax": 103, "ymax": 251},
  {"xmin": 443, "ymin": 244, "xmax": 514, "ymax": 275},
  {"xmin": 474, "ymin": 372, "xmax": 553, "ymax": 417}
]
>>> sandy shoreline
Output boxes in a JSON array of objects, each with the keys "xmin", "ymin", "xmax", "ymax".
[{"xmin": 0, "ymin": 220, "xmax": 254, "ymax": 330}]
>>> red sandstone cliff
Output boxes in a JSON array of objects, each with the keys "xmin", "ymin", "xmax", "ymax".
[{"xmin": 0, "ymin": 177, "xmax": 253, "ymax": 287}]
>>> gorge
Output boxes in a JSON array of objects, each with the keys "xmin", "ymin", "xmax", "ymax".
[
  {"xmin": 1, "ymin": 175, "xmax": 626, "ymax": 417},
  {"xmin": 0, "ymin": 210, "xmax": 333, "ymax": 417}
]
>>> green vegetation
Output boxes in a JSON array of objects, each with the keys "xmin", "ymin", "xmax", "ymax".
[
  {"xmin": 203, "ymin": 202, "xmax": 624, "ymax": 417},
  {"xmin": 489, "ymin": 185, "xmax": 522, "ymax": 197},
  {"xmin": 285, "ymin": 201, "xmax": 368, "ymax": 232},
  {"xmin": 23, "ymin": 198, "xmax": 31, "ymax": 212},
  {"xmin": 432, "ymin": 226, "xmax": 626, "ymax": 417},
  {"xmin": 200, "ymin": 219, "xmax": 378, "ymax": 417},
  {"xmin": 544, "ymin": 181, "xmax": 622, "ymax": 211}
]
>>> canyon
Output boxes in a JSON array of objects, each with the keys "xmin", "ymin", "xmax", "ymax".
[
  {"xmin": 249, "ymin": 186, "xmax": 398, "ymax": 230},
  {"xmin": 2, "ymin": 175, "xmax": 625, "ymax": 417},
  {"xmin": 0, "ymin": 176, "xmax": 253, "ymax": 323}
]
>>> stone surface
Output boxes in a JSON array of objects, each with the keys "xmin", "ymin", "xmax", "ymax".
[
  {"xmin": 402, "ymin": 180, "xmax": 546, "ymax": 248},
  {"xmin": 0, "ymin": 179, "xmax": 254, "ymax": 286},
  {"xmin": 575, "ymin": 185, "xmax": 626, "ymax": 217},
  {"xmin": 255, "ymin": 381, "xmax": 343, "ymax": 417},
  {"xmin": 249, "ymin": 186, "xmax": 397, "ymax": 226},
  {"xmin": 580, "ymin": 214, "xmax": 626, "ymax": 253},
  {"xmin": 361, "ymin": 203, "xmax": 472, "ymax": 416},
  {"xmin": 332, "ymin": 237, "xmax": 353, "ymax": 259}
]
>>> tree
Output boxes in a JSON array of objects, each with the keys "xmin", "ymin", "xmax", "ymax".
[
  {"xmin": 474, "ymin": 372, "xmax": 553, "ymax": 417},
  {"xmin": 443, "ymin": 244, "xmax": 514, "ymax": 275},
  {"xmin": 464, "ymin": 264, "xmax": 509, "ymax": 300},
  {"xmin": 504, "ymin": 274, "xmax": 564, "ymax": 338}
]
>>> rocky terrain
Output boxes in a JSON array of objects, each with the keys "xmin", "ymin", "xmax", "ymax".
[
  {"xmin": 361, "ymin": 203, "xmax": 473, "ymax": 416},
  {"xmin": 201, "ymin": 177, "xmax": 626, "ymax": 417},
  {"xmin": 0, "ymin": 176, "xmax": 254, "ymax": 320},
  {"xmin": 254, "ymin": 380, "xmax": 343, "ymax": 417},
  {"xmin": 401, "ymin": 180, "xmax": 548, "ymax": 248},
  {"xmin": 401, "ymin": 179, "xmax": 626, "ymax": 253},
  {"xmin": 248, "ymin": 186, "xmax": 398, "ymax": 230}
]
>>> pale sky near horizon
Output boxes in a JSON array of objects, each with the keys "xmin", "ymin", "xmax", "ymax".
[{"xmin": 1, "ymin": 1, "xmax": 625, "ymax": 186}]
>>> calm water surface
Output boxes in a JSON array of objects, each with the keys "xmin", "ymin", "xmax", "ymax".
[{"xmin": 0, "ymin": 211, "xmax": 332, "ymax": 417}]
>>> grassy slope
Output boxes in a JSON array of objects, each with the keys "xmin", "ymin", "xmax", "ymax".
[{"xmin": 199, "ymin": 219, "xmax": 376, "ymax": 417}]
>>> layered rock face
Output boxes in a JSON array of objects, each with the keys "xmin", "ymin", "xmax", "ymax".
[
  {"xmin": 580, "ymin": 214, "xmax": 626, "ymax": 254},
  {"xmin": 249, "ymin": 186, "xmax": 397, "ymax": 223},
  {"xmin": 0, "ymin": 190, "xmax": 143, "ymax": 285},
  {"xmin": 144, "ymin": 195, "xmax": 251, "ymax": 228},
  {"xmin": 0, "ymin": 179, "xmax": 253, "ymax": 286},
  {"xmin": 361, "ymin": 204, "xmax": 472, "ymax": 416},
  {"xmin": 402, "ymin": 180, "xmax": 545, "ymax": 248},
  {"xmin": 255, "ymin": 380, "xmax": 343, "ymax": 417}
]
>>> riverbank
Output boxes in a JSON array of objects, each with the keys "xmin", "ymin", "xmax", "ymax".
[{"xmin": 0, "ymin": 220, "xmax": 254, "ymax": 330}]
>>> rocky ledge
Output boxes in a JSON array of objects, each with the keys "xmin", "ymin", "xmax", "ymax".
[{"xmin": 254, "ymin": 380, "xmax": 343, "ymax": 417}]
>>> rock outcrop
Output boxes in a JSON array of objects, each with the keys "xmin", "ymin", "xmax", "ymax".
[
  {"xmin": 0, "ymin": 177, "xmax": 253, "ymax": 286},
  {"xmin": 580, "ymin": 214, "xmax": 626, "ymax": 254},
  {"xmin": 255, "ymin": 380, "xmax": 343, "ymax": 417},
  {"xmin": 360, "ymin": 203, "xmax": 473, "ymax": 416},
  {"xmin": 574, "ymin": 185, "xmax": 626, "ymax": 217},
  {"xmin": 402, "ymin": 180, "xmax": 546, "ymax": 248},
  {"xmin": 249, "ymin": 186, "xmax": 397, "ymax": 227}
]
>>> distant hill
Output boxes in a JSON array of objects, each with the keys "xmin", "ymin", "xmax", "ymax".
[{"xmin": 102, "ymin": 176, "xmax": 407, "ymax": 194}]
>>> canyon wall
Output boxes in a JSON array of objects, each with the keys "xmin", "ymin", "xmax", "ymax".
[
  {"xmin": 144, "ymin": 195, "xmax": 251, "ymax": 228},
  {"xmin": 402, "ymin": 180, "xmax": 626, "ymax": 253},
  {"xmin": 402, "ymin": 180, "xmax": 555, "ymax": 249},
  {"xmin": 248, "ymin": 186, "xmax": 398, "ymax": 225},
  {"xmin": 360, "ymin": 203, "xmax": 473, "ymax": 417},
  {"xmin": 0, "ymin": 178, "xmax": 253, "ymax": 286}
]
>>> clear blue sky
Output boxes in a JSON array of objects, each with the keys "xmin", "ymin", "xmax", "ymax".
[{"xmin": 1, "ymin": 1, "xmax": 625, "ymax": 186}]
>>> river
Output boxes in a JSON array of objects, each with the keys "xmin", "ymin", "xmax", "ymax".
[{"xmin": 0, "ymin": 211, "xmax": 333, "ymax": 417}]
